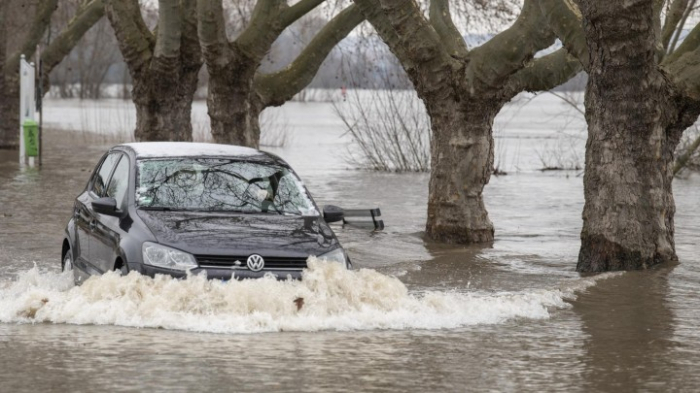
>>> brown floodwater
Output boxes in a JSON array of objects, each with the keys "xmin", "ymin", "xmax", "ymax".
[{"xmin": 1, "ymin": 106, "xmax": 699, "ymax": 392}]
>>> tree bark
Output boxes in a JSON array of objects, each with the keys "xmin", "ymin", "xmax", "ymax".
[
  {"xmin": 1, "ymin": 0, "xmax": 57, "ymax": 149},
  {"xmin": 198, "ymin": 0, "xmax": 363, "ymax": 147},
  {"xmin": 0, "ymin": 1, "xmax": 16, "ymax": 149},
  {"xmin": 353, "ymin": 0, "xmax": 577, "ymax": 245},
  {"xmin": 576, "ymin": 0, "xmax": 682, "ymax": 272},
  {"xmin": 132, "ymin": 66, "xmax": 199, "ymax": 141},
  {"xmin": 207, "ymin": 61, "xmax": 262, "ymax": 147},
  {"xmin": 0, "ymin": 0, "xmax": 104, "ymax": 149},
  {"xmin": 106, "ymin": 0, "xmax": 201, "ymax": 142},
  {"xmin": 0, "ymin": 80, "xmax": 19, "ymax": 149},
  {"xmin": 425, "ymin": 97, "xmax": 503, "ymax": 243}
]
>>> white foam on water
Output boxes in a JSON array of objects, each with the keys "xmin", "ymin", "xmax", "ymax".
[{"xmin": 0, "ymin": 258, "xmax": 620, "ymax": 334}]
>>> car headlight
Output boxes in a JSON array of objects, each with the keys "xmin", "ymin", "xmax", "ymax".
[
  {"xmin": 318, "ymin": 248, "xmax": 347, "ymax": 266},
  {"xmin": 142, "ymin": 242, "xmax": 198, "ymax": 271}
]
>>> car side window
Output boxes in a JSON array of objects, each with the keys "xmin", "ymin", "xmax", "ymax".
[
  {"xmin": 106, "ymin": 156, "xmax": 130, "ymax": 209},
  {"xmin": 91, "ymin": 153, "xmax": 121, "ymax": 197}
]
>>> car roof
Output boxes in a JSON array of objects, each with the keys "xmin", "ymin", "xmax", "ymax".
[{"xmin": 116, "ymin": 142, "xmax": 264, "ymax": 159}]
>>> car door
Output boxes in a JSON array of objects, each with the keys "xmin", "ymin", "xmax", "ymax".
[
  {"xmin": 91, "ymin": 154, "xmax": 130, "ymax": 273},
  {"xmin": 82, "ymin": 152, "xmax": 121, "ymax": 273},
  {"xmin": 74, "ymin": 192, "xmax": 94, "ymax": 271}
]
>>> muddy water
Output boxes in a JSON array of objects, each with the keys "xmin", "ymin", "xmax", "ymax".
[{"xmin": 1, "ymin": 96, "xmax": 700, "ymax": 392}]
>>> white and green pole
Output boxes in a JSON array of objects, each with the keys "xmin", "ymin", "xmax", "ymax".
[{"xmin": 19, "ymin": 54, "xmax": 38, "ymax": 168}]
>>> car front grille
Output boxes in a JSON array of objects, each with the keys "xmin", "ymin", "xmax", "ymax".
[{"xmin": 195, "ymin": 255, "xmax": 308, "ymax": 271}]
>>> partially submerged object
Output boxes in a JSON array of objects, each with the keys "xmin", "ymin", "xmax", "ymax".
[
  {"xmin": 61, "ymin": 142, "xmax": 383, "ymax": 283},
  {"xmin": 322, "ymin": 205, "xmax": 384, "ymax": 231}
]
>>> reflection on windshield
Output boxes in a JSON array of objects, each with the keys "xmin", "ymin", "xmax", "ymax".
[{"xmin": 136, "ymin": 158, "xmax": 318, "ymax": 216}]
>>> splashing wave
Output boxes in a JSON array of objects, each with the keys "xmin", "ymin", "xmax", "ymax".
[{"xmin": 0, "ymin": 258, "xmax": 618, "ymax": 334}]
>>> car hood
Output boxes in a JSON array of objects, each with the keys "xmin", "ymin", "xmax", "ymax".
[{"xmin": 136, "ymin": 210, "xmax": 339, "ymax": 257}]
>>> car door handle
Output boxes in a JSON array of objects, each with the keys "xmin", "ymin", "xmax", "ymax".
[{"xmin": 89, "ymin": 221, "xmax": 96, "ymax": 230}]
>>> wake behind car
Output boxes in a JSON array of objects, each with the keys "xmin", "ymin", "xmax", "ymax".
[{"xmin": 61, "ymin": 142, "xmax": 360, "ymax": 283}]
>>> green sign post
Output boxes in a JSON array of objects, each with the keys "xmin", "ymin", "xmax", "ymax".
[{"xmin": 23, "ymin": 119, "xmax": 39, "ymax": 157}]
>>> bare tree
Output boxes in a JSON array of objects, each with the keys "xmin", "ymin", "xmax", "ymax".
[
  {"xmin": 350, "ymin": 0, "xmax": 581, "ymax": 244},
  {"xmin": 540, "ymin": 0, "xmax": 700, "ymax": 272},
  {"xmin": 675, "ymin": 126, "xmax": 700, "ymax": 174},
  {"xmin": 104, "ymin": 0, "xmax": 202, "ymax": 141},
  {"xmin": 334, "ymin": 88, "xmax": 431, "ymax": 172},
  {"xmin": 50, "ymin": 7, "xmax": 121, "ymax": 100},
  {"xmin": 197, "ymin": 0, "xmax": 364, "ymax": 147},
  {"xmin": 0, "ymin": 0, "xmax": 104, "ymax": 149}
]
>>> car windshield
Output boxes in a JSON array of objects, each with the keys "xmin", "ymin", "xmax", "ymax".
[{"xmin": 136, "ymin": 158, "xmax": 318, "ymax": 215}]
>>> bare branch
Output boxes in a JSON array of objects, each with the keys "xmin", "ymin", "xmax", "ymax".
[
  {"xmin": 429, "ymin": 0, "xmax": 468, "ymax": 59},
  {"xmin": 352, "ymin": 0, "xmax": 416, "ymax": 73},
  {"xmin": 196, "ymin": 0, "xmax": 231, "ymax": 68},
  {"xmin": 235, "ymin": 0, "xmax": 287, "ymax": 61},
  {"xmin": 105, "ymin": 0, "xmax": 155, "ymax": 75},
  {"xmin": 155, "ymin": 0, "xmax": 181, "ymax": 59},
  {"xmin": 664, "ymin": 21, "xmax": 700, "ymax": 64},
  {"xmin": 354, "ymin": 0, "xmax": 450, "ymax": 67},
  {"xmin": 41, "ymin": 0, "xmax": 105, "ymax": 80},
  {"xmin": 465, "ymin": 0, "xmax": 556, "ymax": 92},
  {"xmin": 665, "ymin": 44, "xmax": 700, "ymax": 98},
  {"xmin": 254, "ymin": 4, "xmax": 364, "ymax": 106},
  {"xmin": 536, "ymin": 0, "xmax": 589, "ymax": 70},
  {"xmin": 662, "ymin": 0, "xmax": 689, "ymax": 50},
  {"xmin": 503, "ymin": 48, "xmax": 582, "ymax": 97},
  {"xmin": 7, "ymin": 0, "xmax": 58, "ymax": 71},
  {"xmin": 279, "ymin": 0, "xmax": 326, "ymax": 29},
  {"xmin": 674, "ymin": 131, "xmax": 700, "ymax": 174},
  {"xmin": 180, "ymin": 0, "xmax": 202, "ymax": 70},
  {"xmin": 668, "ymin": 0, "xmax": 697, "ymax": 54},
  {"xmin": 152, "ymin": 0, "xmax": 182, "ymax": 75}
]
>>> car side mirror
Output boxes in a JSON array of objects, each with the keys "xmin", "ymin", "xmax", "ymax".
[
  {"xmin": 323, "ymin": 205, "xmax": 345, "ymax": 223},
  {"xmin": 92, "ymin": 197, "xmax": 119, "ymax": 216}
]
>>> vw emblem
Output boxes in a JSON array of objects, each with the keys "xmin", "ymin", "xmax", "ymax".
[{"xmin": 246, "ymin": 254, "xmax": 265, "ymax": 272}]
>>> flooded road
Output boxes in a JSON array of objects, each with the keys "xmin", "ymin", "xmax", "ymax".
[{"xmin": 1, "ymin": 95, "xmax": 699, "ymax": 392}]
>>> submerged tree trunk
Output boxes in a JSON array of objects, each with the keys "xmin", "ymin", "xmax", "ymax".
[
  {"xmin": 576, "ymin": 0, "xmax": 681, "ymax": 272},
  {"xmin": 425, "ymin": 98, "xmax": 502, "ymax": 243},
  {"xmin": 351, "ymin": 0, "xmax": 582, "ymax": 246},
  {"xmin": 0, "ymin": 0, "xmax": 104, "ymax": 149}
]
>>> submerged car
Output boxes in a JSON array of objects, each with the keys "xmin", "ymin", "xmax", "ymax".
[{"xmin": 61, "ymin": 142, "xmax": 353, "ymax": 282}]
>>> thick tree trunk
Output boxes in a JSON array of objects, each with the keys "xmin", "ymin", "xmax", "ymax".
[
  {"xmin": 0, "ymin": 0, "xmax": 16, "ymax": 150},
  {"xmin": 577, "ymin": 0, "xmax": 680, "ymax": 272},
  {"xmin": 0, "ymin": 76, "xmax": 19, "ymax": 149},
  {"xmin": 207, "ymin": 64, "xmax": 261, "ymax": 148},
  {"xmin": 130, "ymin": 66, "xmax": 199, "ymax": 142},
  {"xmin": 425, "ymin": 97, "xmax": 501, "ymax": 243}
]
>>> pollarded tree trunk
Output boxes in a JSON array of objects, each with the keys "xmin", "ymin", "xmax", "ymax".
[
  {"xmin": 425, "ymin": 98, "xmax": 503, "ymax": 243},
  {"xmin": 132, "ymin": 69, "xmax": 199, "ymax": 141},
  {"xmin": 128, "ymin": 64, "xmax": 201, "ymax": 141},
  {"xmin": 576, "ymin": 0, "xmax": 681, "ymax": 272},
  {"xmin": 106, "ymin": 0, "xmax": 201, "ymax": 142},
  {"xmin": 0, "ymin": 0, "xmax": 104, "ymax": 149},
  {"xmin": 207, "ymin": 62, "xmax": 262, "ymax": 147},
  {"xmin": 0, "ymin": 76, "xmax": 19, "ymax": 149},
  {"xmin": 578, "ymin": 94, "xmax": 680, "ymax": 271},
  {"xmin": 352, "ymin": 0, "xmax": 582, "ymax": 246},
  {"xmin": 198, "ymin": 1, "xmax": 364, "ymax": 149}
]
